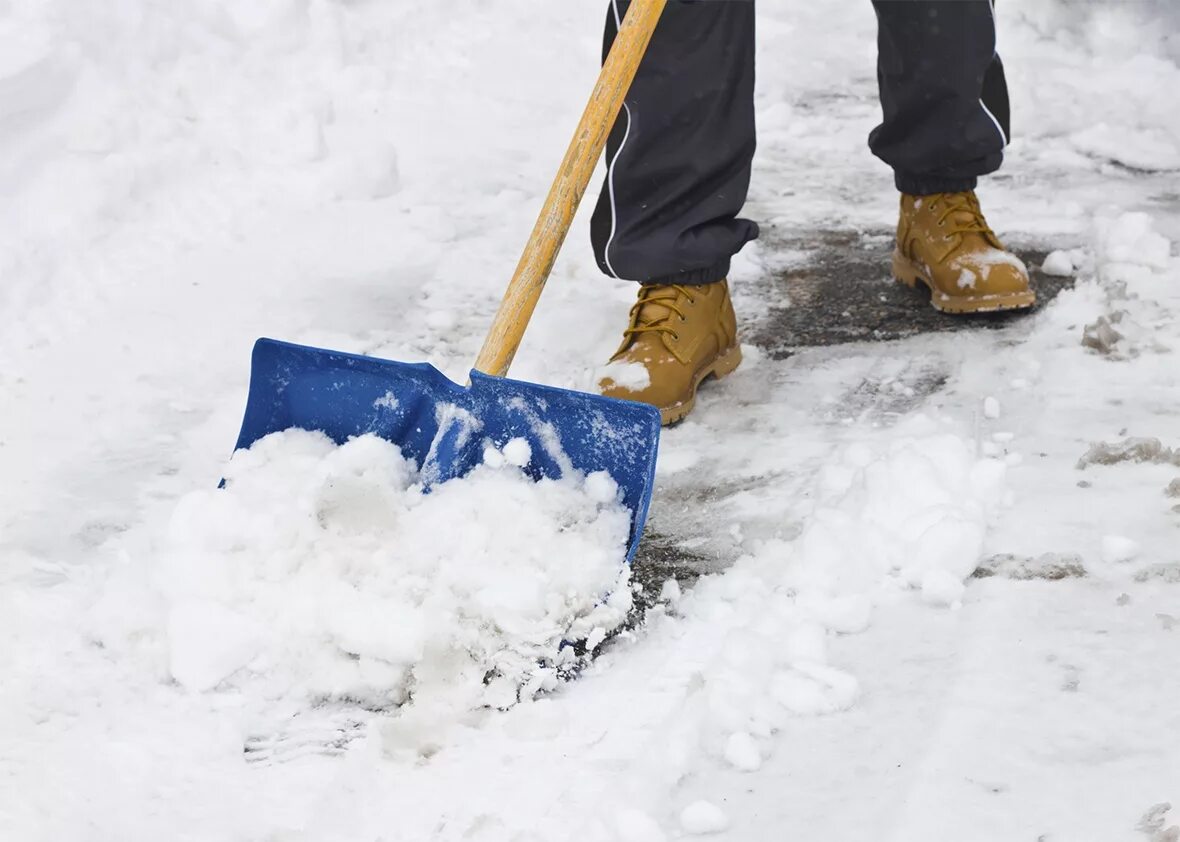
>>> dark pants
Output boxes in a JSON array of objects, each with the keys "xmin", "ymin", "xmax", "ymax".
[{"xmin": 591, "ymin": 0, "xmax": 1011, "ymax": 285}]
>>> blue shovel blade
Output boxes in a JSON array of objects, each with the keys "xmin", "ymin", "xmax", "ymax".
[{"xmin": 233, "ymin": 338, "xmax": 661, "ymax": 564}]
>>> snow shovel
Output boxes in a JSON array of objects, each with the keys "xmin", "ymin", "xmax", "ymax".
[{"xmin": 232, "ymin": 0, "xmax": 667, "ymax": 563}]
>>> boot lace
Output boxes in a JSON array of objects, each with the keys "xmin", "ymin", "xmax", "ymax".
[
  {"xmin": 624, "ymin": 284, "xmax": 695, "ymax": 342},
  {"xmin": 928, "ymin": 191, "xmax": 999, "ymax": 244}
]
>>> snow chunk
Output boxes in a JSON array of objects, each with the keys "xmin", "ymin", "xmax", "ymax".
[
  {"xmin": 1082, "ymin": 316, "xmax": 1124, "ymax": 356},
  {"xmin": 679, "ymin": 801, "xmax": 729, "ymax": 835},
  {"xmin": 1041, "ymin": 250, "xmax": 1074, "ymax": 277},
  {"xmin": 770, "ymin": 663, "xmax": 859, "ymax": 716},
  {"xmin": 615, "ymin": 809, "xmax": 667, "ymax": 842},
  {"xmin": 983, "ymin": 396, "xmax": 1001, "ymax": 419},
  {"xmin": 483, "ymin": 445, "xmax": 506, "ymax": 468},
  {"xmin": 597, "ymin": 360, "xmax": 651, "ymax": 392},
  {"xmin": 501, "ymin": 436, "xmax": 533, "ymax": 468},
  {"xmin": 920, "ymin": 569, "xmax": 966, "ymax": 607},
  {"xmin": 1101, "ymin": 535, "xmax": 1140, "ymax": 564},
  {"xmin": 1096, "ymin": 212, "xmax": 1171, "ymax": 270},
  {"xmin": 585, "ymin": 470, "xmax": 620, "ymax": 504},
  {"xmin": 723, "ymin": 731, "xmax": 762, "ymax": 772}
]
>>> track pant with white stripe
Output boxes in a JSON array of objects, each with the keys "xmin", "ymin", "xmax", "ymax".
[{"xmin": 591, "ymin": 0, "xmax": 1011, "ymax": 286}]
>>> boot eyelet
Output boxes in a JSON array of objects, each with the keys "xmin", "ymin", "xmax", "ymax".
[
  {"xmin": 671, "ymin": 332, "xmax": 680, "ymax": 341},
  {"xmin": 679, "ymin": 315, "xmax": 686, "ymax": 322}
]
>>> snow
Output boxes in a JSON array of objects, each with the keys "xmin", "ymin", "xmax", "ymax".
[
  {"xmin": 597, "ymin": 359, "xmax": 653, "ymax": 392},
  {"xmin": 723, "ymin": 731, "xmax": 762, "ymax": 772},
  {"xmin": 1042, "ymin": 248, "xmax": 1075, "ymax": 276},
  {"xmin": 3, "ymin": 0, "xmax": 1180, "ymax": 840},
  {"xmin": 1101, "ymin": 535, "xmax": 1141, "ymax": 565},
  {"xmin": 679, "ymin": 801, "xmax": 730, "ymax": 835},
  {"xmin": 1070, "ymin": 122, "xmax": 1180, "ymax": 172},
  {"xmin": 658, "ymin": 577, "xmax": 682, "ymax": 605},
  {"xmin": 84, "ymin": 429, "xmax": 636, "ymax": 761},
  {"xmin": 500, "ymin": 436, "xmax": 533, "ymax": 468},
  {"xmin": 968, "ymin": 247, "xmax": 1030, "ymax": 281},
  {"xmin": 1096, "ymin": 210, "xmax": 1173, "ymax": 270},
  {"xmin": 167, "ymin": 600, "xmax": 263, "ymax": 693},
  {"xmin": 615, "ymin": 809, "xmax": 667, "ymax": 842}
]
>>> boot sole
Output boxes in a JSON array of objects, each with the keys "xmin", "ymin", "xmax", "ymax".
[
  {"xmin": 659, "ymin": 344, "xmax": 743, "ymax": 427},
  {"xmin": 892, "ymin": 251, "xmax": 1036, "ymax": 314}
]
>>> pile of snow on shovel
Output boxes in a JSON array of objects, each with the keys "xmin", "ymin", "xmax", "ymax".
[{"xmin": 94, "ymin": 430, "xmax": 634, "ymax": 717}]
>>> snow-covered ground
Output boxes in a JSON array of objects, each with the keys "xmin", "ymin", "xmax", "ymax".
[{"xmin": 3, "ymin": 1, "xmax": 1179, "ymax": 840}]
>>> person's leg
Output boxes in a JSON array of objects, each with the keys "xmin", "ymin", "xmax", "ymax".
[
  {"xmin": 870, "ymin": 0, "xmax": 1032, "ymax": 314},
  {"xmin": 591, "ymin": 0, "xmax": 758, "ymax": 286},
  {"xmin": 869, "ymin": 0, "xmax": 1009, "ymax": 194}
]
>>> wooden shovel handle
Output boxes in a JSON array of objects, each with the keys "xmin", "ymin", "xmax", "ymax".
[{"xmin": 472, "ymin": 0, "xmax": 667, "ymax": 378}]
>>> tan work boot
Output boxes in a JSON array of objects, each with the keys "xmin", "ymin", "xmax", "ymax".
[
  {"xmin": 598, "ymin": 280, "xmax": 741, "ymax": 426},
  {"xmin": 892, "ymin": 190, "xmax": 1035, "ymax": 314}
]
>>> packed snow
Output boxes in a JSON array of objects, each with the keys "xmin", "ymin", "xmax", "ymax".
[
  {"xmin": 3, "ymin": 0, "xmax": 1179, "ymax": 840},
  {"xmin": 597, "ymin": 359, "xmax": 653, "ymax": 393}
]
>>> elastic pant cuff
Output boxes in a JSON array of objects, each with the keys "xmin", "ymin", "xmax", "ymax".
[
  {"xmin": 894, "ymin": 172, "xmax": 979, "ymax": 196},
  {"xmin": 644, "ymin": 259, "xmax": 731, "ymax": 287}
]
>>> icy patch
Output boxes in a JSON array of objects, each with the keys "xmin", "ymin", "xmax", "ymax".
[
  {"xmin": 597, "ymin": 359, "xmax": 652, "ymax": 393},
  {"xmin": 106, "ymin": 430, "xmax": 633, "ymax": 732}
]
